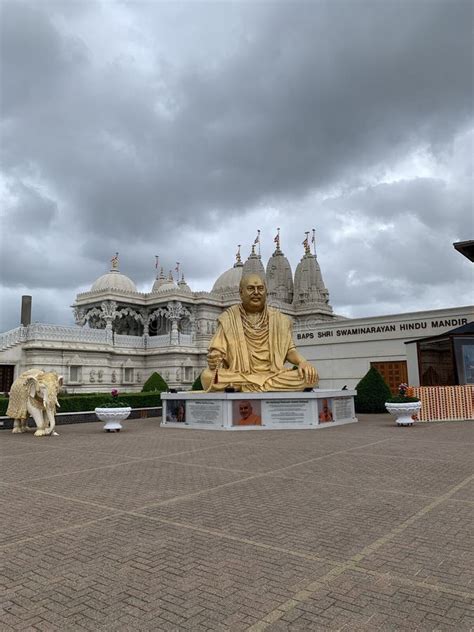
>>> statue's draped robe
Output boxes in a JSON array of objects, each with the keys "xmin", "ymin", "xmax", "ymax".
[{"xmin": 204, "ymin": 305, "xmax": 314, "ymax": 392}]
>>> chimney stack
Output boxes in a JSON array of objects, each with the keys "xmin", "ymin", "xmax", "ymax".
[{"xmin": 21, "ymin": 295, "xmax": 32, "ymax": 327}]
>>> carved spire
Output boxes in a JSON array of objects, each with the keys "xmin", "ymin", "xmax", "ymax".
[
  {"xmin": 178, "ymin": 273, "xmax": 192, "ymax": 293},
  {"xmin": 110, "ymin": 252, "xmax": 119, "ymax": 271},
  {"xmin": 243, "ymin": 242, "xmax": 266, "ymax": 280},
  {"xmin": 253, "ymin": 229, "xmax": 261, "ymax": 256},
  {"xmin": 302, "ymin": 232, "xmax": 311, "ymax": 256},
  {"xmin": 273, "ymin": 227, "xmax": 281, "ymax": 254},
  {"xmin": 234, "ymin": 244, "xmax": 243, "ymax": 267},
  {"xmin": 266, "ymin": 228, "xmax": 293, "ymax": 304},
  {"xmin": 293, "ymin": 234, "xmax": 331, "ymax": 310}
]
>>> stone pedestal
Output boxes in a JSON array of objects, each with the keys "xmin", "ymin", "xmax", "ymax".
[{"xmin": 161, "ymin": 390, "xmax": 357, "ymax": 430}]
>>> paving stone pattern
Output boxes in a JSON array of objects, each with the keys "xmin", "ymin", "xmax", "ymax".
[{"xmin": 1, "ymin": 415, "xmax": 473, "ymax": 631}]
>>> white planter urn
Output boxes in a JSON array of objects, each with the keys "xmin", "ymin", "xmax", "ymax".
[
  {"xmin": 95, "ymin": 407, "xmax": 132, "ymax": 432},
  {"xmin": 385, "ymin": 401, "xmax": 421, "ymax": 426}
]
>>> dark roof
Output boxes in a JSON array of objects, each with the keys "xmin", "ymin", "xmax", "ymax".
[
  {"xmin": 448, "ymin": 321, "xmax": 474, "ymax": 335},
  {"xmin": 405, "ymin": 320, "xmax": 474, "ymax": 345},
  {"xmin": 453, "ymin": 240, "xmax": 474, "ymax": 262}
]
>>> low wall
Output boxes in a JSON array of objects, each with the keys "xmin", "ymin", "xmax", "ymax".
[
  {"xmin": 0, "ymin": 407, "xmax": 162, "ymax": 430},
  {"xmin": 162, "ymin": 389, "xmax": 357, "ymax": 430},
  {"xmin": 412, "ymin": 386, "xmax": 473, "ymax": 421}
]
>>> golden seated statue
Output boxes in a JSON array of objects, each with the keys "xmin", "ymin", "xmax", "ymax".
[{"xmin": 201, "ymin": 274, "xmax": 318, "ymax": 392}]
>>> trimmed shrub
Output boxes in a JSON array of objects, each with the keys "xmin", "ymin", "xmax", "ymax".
[
  {"xmin": 0, "ymin": 392, "xmax": 162, "ymax": 416},
  {"xmin": 56, "ymin": 392, "xmax": 162, "ymax": 412},
  {"xmin": 142, "ymin": 372, "xmax": 168, "ymax": 393},
  {"xmin": 354, "ymin": 367, "xmax": 392, "ymax": 413},
  {"xmin": 119, "ymin": 392, "xmax": 161, "ymax": 408},
  {"xmin": 191, "ymin": 374, "xmax": 203, "ymax": 391}
]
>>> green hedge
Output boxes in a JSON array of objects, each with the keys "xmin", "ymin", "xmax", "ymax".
[
  {"xmin": 191, "ymin": 374, "xmax": 203, "ymax": 391},
  {"xmin": 142, "ymin": 372, "xmax": 168, "ymax": 392},
  {"xmin": 0, "ymin": 392, "xmax": 162, "ymax": 416},
  {"xmin": 354, "ymin": 367, "xmax": 392, "ymax": 413}
]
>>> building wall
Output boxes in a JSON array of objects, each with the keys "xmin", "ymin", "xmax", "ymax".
[{"xmin": 293, "ymin": 306, "xmax": 474, "ymax": 389}]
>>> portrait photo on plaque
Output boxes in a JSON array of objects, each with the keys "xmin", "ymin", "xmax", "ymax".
[
  {"xmin": 233, "ymin": 399, "xmax": 262, "ymax": 426},
  {"xmin": 165, "ymin": 400, "xmax": 186, "ymax": 423},
  {"xmin": 318, "ymin": 398, "xmax": 334, "ymax": 423}
]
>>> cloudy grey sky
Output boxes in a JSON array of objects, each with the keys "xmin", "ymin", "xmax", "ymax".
[{"xmin": 1, "ymin": 0, "xmax": 473, "ymax": 330}]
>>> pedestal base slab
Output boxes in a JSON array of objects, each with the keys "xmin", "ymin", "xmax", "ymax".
[{"xmin": 162, "ymin": 390, "xmax": 357, "ymax": 430}]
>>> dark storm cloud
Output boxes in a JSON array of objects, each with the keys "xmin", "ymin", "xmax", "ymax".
[
  {"xmin": 3, "ymin": 1, "xmax": 472, "ymax": 221},
  {"xmin": 320, "ymin": 163, "xmax": 473, "ymax": 311},
  {"xmin": 4, "ymin": 182, "xmax": 58, "ymax": 232},
  {"xmin": 325, "ymin": 176, "xmax": 472, "ymax": 238},
  {"xmin": 0, "ymin": 1, "xmax": 87, "ymax": 116},
  {"xmin": 0, "ymin": 0, "xmax": 472, "ymax": 329}
]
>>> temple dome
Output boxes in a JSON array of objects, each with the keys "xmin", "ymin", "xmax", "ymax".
[
  {"xmin": 154, "ymin": 271, "xmax": 177, "ymax": 293},
  {"xmin": 157, "ymin": 281, "xmax": 176, "ymax": 292},
  {"xmin": 242, "ymin": 246, "xmax": 266, "ymax": 282},
  {"xmin": 266, "ymin": 247, "xmax": 293, "ymax": 304},
  {"xmin": 293, "ymin": 252, "xmax": 330, "ymax": 307},
  {"xmin": 177, "ymin": 275, "xmax": 192, "ymax": 293},
  {"xmin": 90, "ymin": 270, "xmax": 137, "ymax": 293},
  {"xmin": 151, "ymin": 268, "xmax": 167, "ymax": 293},
  {"xmin": 212, "ymin": 261, "xmax": 243, "ymax": 293}
]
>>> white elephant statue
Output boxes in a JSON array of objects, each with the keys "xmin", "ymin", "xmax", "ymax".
[{"xmin": 7, "ymin": 369, "xmax": 63, "ymax": 436}]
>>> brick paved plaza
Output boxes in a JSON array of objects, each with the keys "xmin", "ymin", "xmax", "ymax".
[{"xmin": 1, "ymin": 415, "xmax": 473, "ymax": 631}]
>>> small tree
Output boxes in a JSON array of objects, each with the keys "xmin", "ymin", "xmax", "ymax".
[
  {"xmin": 354, "ymin": 367, "xmax": 392, "ymax": 413},
  {"xmin": 142, "ymin": 372, "xmax": 168, "ymax": 393},
  {"xmin": 191, "ymin": 374, "xmax": 203, "ymax": 391}
]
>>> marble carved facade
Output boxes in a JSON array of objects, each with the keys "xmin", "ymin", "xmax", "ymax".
[{"xmin": 0, "ymin": 240, "xmax": 336, "ymax": 392}]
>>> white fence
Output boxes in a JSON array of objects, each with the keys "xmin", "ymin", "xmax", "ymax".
[
  {"xmin": 146, "ymin": 334, "xmax": 171, "ymax": 348},
  {"xmin": 114, "ymin": 333, "xmax": 146, "ymax": 349},
  {"xmin": 26, "ymin": 324, "xmax": 109, "ymax": 344},
  {"xmin": 0, "ymin": 326, "xmax": 26, "ymax": 351},
  {"xmin": 0, "ymin": 324, "xmax": 195, "ymax": 352}
]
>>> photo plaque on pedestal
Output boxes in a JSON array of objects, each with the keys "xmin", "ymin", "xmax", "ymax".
[
  {"xmin": 262, "ymin": 399, "xmax": 314, "ymax": 426},
  {"xmin": 186, "ymin": 400, "xmax": 224, "ymax": 427},
  {"xmin": 332, "ymin": 397, "xmax": 353, "ymax": 421}
]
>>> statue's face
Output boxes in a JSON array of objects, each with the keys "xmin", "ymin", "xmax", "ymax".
[{"xmin": 240, "ymin": 274, "xmax": 267, "ymax": 313}]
